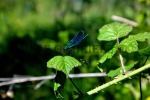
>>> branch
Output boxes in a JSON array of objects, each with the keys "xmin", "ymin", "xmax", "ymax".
[
  {"xmin": 87, "ymin": 63, "xmax": 150, "ymax": 95},
  {"xmin": 0, "ymin": 73, "xmax": 106, "ymax": 87},
  {"xmin": 112, "ymin": 15, "xmax": 138, "ymax": 27},
  {"xmin": 34, "ymin": 80, "xmax": 48, "ymax": 90}
]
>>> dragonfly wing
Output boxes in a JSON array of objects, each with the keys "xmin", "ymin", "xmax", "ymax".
[
  {"xmin": 70, "ymin": 30, "xmax": 85, "ymax": 47},
  {"xmin": 62, "ymin": 30, "xmax": 87, "ymax": 51},
  {"xmin": 72, "ymin": 31, "xmax": 88, "ymax": 46},
  {"xmin": 63, "ymin": 31, "xmax": 84, "ymax": 50}
]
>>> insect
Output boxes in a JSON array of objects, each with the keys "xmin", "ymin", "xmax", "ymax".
[{"xmin": 62, "ymin": 30, "xmax": 88, "ymax": 52}]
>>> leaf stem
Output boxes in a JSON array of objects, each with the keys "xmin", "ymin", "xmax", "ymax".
[
  {"xmin": 69, "ymin": 78, "xmax": 83, "ymax": 96},
  {"xmin": 117, "ymin": 38, "xmax": 127, "ymax": 73},
  {"xmin": 119, "ymin": 54, "xmax": 127, "ymax": 73},
  {"xmin": 87, "ymin": 63, "xmax": 150, "ymax": 95}
]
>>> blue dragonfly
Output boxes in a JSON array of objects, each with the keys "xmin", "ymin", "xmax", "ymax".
[{"xmin": 62, "ymin": 30, "xmax": 88, "ymax": 52}]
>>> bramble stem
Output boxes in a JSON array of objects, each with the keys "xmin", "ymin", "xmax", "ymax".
[{"xmin": 87, "ymin": 63, "xmax": 150, "ymax": 95}]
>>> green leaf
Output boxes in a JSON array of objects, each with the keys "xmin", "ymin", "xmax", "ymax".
[
  {"xmin": 120, "ymin": 32, "xmax": 150, "ymax": 53},
  {"xmin": 47, "ymin": 56, "xmax": 81, "ymax": 76},
  {"xmin": 107, "ymin": 62, "xmax": 138, "ymax": 77},
  {"xmin": 97, "ymin": 22, "xmax": 132, "ymax": 41},
  {"xmin": 138, "ymin": 47, "xmax": 150, "ymax": 56},
  {"xmin": 99, "ymin": 44, "xmax": 118, "ymax": 63}
]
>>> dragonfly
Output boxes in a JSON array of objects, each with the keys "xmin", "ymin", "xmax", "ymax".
[{"xmin": 62, "ymin": 30, "xmax": 88, "ymax": 52}]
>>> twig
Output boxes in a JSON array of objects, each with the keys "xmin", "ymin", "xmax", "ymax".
[
  {"xmin": 0, "ymin": 78, "xmax": 12, "ymax": 81},
  {"xmin": 0, "ymin": 75, "xmax": 56, "ymax": 87},
  {"xmin": 6, "ymin": 75, "xmax": 18, "ymax": 98},
  {"xmin": 34, "ymin": 80, "xmax": 48, "ymax": 90},
  {"xmin": 112, "ymin": 15, "xmax": 138, "ymax": 27},
  {"xmin": 87, "ymin": 63, "xmax": 150, "ymax": 95},
  {"xmin": 6, "ymin": 84, "xmax": 14, "ymax": 98},
  {"xmin": 0, "ymin": 73, "xmax": 106, "ymax": 87}
]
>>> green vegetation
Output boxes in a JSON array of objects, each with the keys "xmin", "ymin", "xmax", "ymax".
[{"xmin": 0, "ymin": 0, "xmax": 150, "ymax": 100}]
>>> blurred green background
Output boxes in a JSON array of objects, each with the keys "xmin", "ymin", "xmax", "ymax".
[{"xmin": 0, "ymin": 0, "xmax": 150, "ymax": 100}]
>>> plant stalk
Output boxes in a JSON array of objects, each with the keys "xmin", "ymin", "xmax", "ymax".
[
  {"xmin": 87, "ymin": 63, "xmax": 150, "ymax": 95},
  {"xmin": 117, "ymin": 38, "xmax": 127, "ymax": 73},
  {"xmin": 69, "ymin": 78, "xmax": 83, "ymax": 96},
  {"xmin": 119, "ymin": 54, "xmax": 127, "ymax": 73}
]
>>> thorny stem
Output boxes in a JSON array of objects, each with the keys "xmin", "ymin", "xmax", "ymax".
[
  {"xmin": 116, "ymin": 38, "xmax": 127, "ymax": 73},
  {"xmin": 87, "ymin": 63, "xmax": 150, "ymax": 95}
]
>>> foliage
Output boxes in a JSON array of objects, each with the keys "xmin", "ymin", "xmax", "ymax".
[
  {"xmin": 99, "ymin": 44, "xmax": 118, "ymax": 63},
  {"xmin": 107, "ymin": 62, "xmax": 138, "ymax": 77},
  {"xmin": 98, "ymin": 22, "xmax": 150, "ymax": 64},
  {"xmin": 86, "ymin": 22, "xmax": 150, "ymax": 96},
  {"xmin": 97, "ymin": 22, "xmax": 150, "ymax": 80},
  {"xmin": 0, "ymin": 0, "xmax": 150, "ymax": 100},
  {"xmin": 97, "ymin": 22, "xmax": 133, "ymax": 41},
  {"xmin": 47, "ymin": 22, "xmax": 150, "ymax": 99},
  {"xmin": 120, "ymin": 32, "xmax": 150, "ymax": 53},
  {"xmin": 47, "ymin": 56, "xmax": 81, "ymax": 76}
]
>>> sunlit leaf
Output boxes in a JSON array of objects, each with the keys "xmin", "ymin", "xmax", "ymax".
[
  {"xmin": 97, "ymin": 22, "xmax": 132, "ymax": 41},
  {"xmin": 120, "ymin": 32, "xmax": 150, "ymax": 53},
  {"xmin": 47, "ymin": 56, "xmax": 81, "ymax": 76},
  {"xmin": 107, "ymin": 62, "xmax": 138, "ymax": 77},
  {"xmin": 99, "ymin": 44, "xmax": 118, "ymax": 63}
]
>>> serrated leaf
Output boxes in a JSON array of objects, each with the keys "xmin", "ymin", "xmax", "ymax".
[
  {"xmin": 107, "ymin": 62, "xmax": 138, "ymax": 77},
  {"xmin": 99, "ymin": 44, "xmax": 118, "ymax": 63},
  {"xmin": 47, "ymin": 56, "xmax": 81, "ymax": 76},
  {"xmin": 97, "ymin": 22, "xmax": 132, "ymax": 41},
  {"xmin": 120, "ymin": 32, "xmax": 150, "ymax": 53},
  {"xmin": 138, "ymin": 47, "xmax": 150, "ymax": 56}
]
